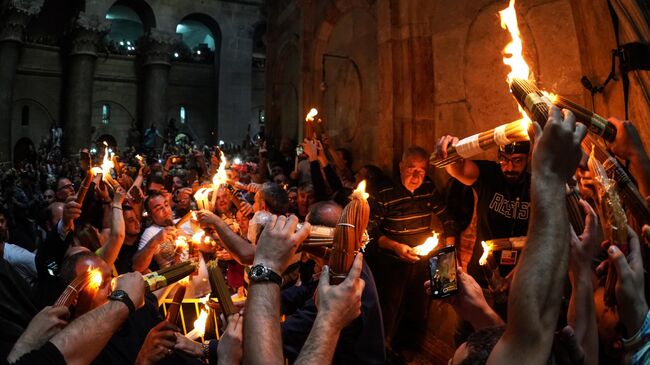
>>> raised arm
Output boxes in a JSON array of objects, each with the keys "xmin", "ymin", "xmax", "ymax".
[
  {"xmin": 434, "ymin": 135, "xmax": 479, "ymax": 186},
  {"xmin": 294, "ymin": 253, "xmax": 364, "ymax": 365},
  {"xmin": 97, "ymin": 187, "xmax": 127, "ymax": 266},
  {"xmin": 197, "ymin": 210, "xmax": 256, "ymax": 265},
  {"xmin": 243, "ymin": 215, "xmax": 310, "ymax": 365},
  {"xmin": 487, "ymin": 107, "xmax": 587, "ymax": 365}
]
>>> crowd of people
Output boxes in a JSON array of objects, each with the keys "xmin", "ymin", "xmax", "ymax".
[{"xmin": 1, "ymin": 105, "xmax": 649, "ymax": 365}]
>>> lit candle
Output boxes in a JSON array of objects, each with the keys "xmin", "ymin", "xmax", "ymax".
[{"xmin": 412, "ymin": 232, "xmax": 439, "ymax": 256}]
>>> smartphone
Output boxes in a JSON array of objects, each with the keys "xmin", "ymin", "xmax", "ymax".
[
  {"xmin": 428, "ymin": 246, "xmax": 458, "ymax": 299},
  {"xmin": 296, "ymin": 145, "xmax": 304, "ymax": 156}
]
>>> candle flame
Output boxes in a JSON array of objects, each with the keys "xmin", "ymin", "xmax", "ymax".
[
  {"xmin": 91, "ymin": 167, "xmax": 103, "ymax": 176},
  {"xmin": 413, "ymin": 232, "xmax": 439, "ymax": 256},
  {"xmin": 479, "ymin": 241, "xmax": 493, "ymax": 266},
  {"xmin": 194, "ymin": 188, "xmax": 213, "ymax": 210},
  {"xmin": 87, "ymin": 268, "xmax": 103, "ymax": 290},
  {"xmin": 352, "ymin": 180, "xmax": 369, "ymax": 201},
  {"xmin": 191, "ymin": 230, "xmax": 205, "ymax": 244},
  {"xmin": 211, "ymin": 151, "xmax": 229, "ymax": 187},
  {"xmin": 192, "ymin": 308, "xmax": 209, "ymax": 338},
  {"xmin": 175, "ymin": 236, "xmax": 188, "ymax": 249},
  {"xmin": 100, "ymin": 144, "xmax": 116, "ymax": 185},
  {"xmin": 305, "ymin": 108, "xmax": 318, "ymax": 122},
  {"xmin": 541, "ymin": 90, "xmax": 558, "ymax": 104},
  {"xmin": 499, "ymin": 0, "xmax": 533, "ymax": 121}
]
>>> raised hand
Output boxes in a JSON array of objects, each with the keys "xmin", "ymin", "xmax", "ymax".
[
  {"xmin": 434, "ymin": 135, "xmax": 459, "ymax": 160},
  {"xmin": 135, "ymin": 321, "xmax": 179, "ymax": 365},
  {"xmin": 217, "ymin": 313, "xmax": 244, "ymax": 365},
  {"xmin": 315, "ymin": 253, "xmax": 365, "ymax": 331},
  {"xmin": 62, "ymin": 195, "xmax": 82, "ymax": 232},
  {"xmin": 254, "ymin": 215, "xmax": 310, "ymax": 274}
]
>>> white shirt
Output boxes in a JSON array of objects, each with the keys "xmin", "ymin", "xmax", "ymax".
[{"xmin": 3, "ymin": 243, "xmax": 37, "ymax": 286}]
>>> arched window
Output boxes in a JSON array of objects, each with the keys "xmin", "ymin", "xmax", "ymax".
[
  {"xmin": 102, "ymin": 104, "xmax": 110, "ymax": 124},
  {"xmin": 179, "ymin": 106, "xmax": 187, "ymax": 124},
  {"xmin": 105, "ymin": 1, "xmax": 153, "ymax": 55}
]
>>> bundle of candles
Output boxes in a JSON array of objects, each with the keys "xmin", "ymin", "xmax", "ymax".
[
  {"xmin": 207, "ymin": 260, "xmax": 237, "ymax": 323},
  {"xmin": 582, "ymin": 135, "xmax": 650, "ymax": 227},
  {"xmin": 100, "ymin": 142, "xmax": 121, "ymax": 190},
  {"xmin": 54, "ymin": 268, "xmax": 103, "ymax": 307},
  {"xmin": 328, "ymin": 181, "xmax": 370, "ymax": 284},
  {"xmin": 305, "ymin": 108, "xmax": 320, "ymax": 139},
  {"xmin": 588, "ymin": 148, "xmax": 629, "ymax": 308},
  {"xmin": 76, "ymin": 151, "xmax": 93, "ymax": 204},
  {"xmin": 430, "ymin": 119, "xmax": 531, "ymax": 168},
  {"xmin": 566, "ymin": 183, "xmax": 586, "ymax": 234},
  {"xmin": 143, "ymin": 261, "xmax": 197, "ymax": 292},
  {"xmin": 509, "ymin": 78, "xmax": 618, "ymax": 142},
  {"xmin": 165, "ymin": 285, "xmax": 187, "ymax": 325},
  {"xmin": 481, "ymin": 236, "xmax": 526, "ymax": 253}
]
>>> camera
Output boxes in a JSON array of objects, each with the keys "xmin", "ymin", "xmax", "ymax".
[{"xmin": 428, "ymin": 246, "xmax": 458, "ymax": 299}]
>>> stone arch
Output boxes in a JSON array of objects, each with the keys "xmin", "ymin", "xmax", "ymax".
[
  {"xmin": 11, "ymin": 99, "xmax": 54, "ymax": 153},
  {"xmin": 91, "ymin": 100, "xmax": 134, "ymax": 147},
  {"xmin": 312, "ymin": 3, "xmax": 378, "ymax": 168},
  {"xmin": 13, "ymin": 138, "xmax": 36, "ymax": 166},
  {"xmin": 106, "ymin": 0, "xmax": 156, "ymax": 31}
]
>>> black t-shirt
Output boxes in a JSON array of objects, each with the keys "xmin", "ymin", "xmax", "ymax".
[
  {"xmin": 467, "ymin": 161, "xmax": 531, "ymax": 286},
  {"xmin": 114, "ymin": 242, "xmax": 139, "ymax": 275}
]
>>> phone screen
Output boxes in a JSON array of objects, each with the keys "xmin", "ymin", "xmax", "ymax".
[
  {"xmin": 296, "ymin": 145, "xmax": 304, "ymax": 156},
  {"xmin": 429, "ymin": 247, "xmax": 458, "ymax": 299}
]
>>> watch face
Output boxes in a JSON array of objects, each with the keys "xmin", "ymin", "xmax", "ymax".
[
  {"xmin": 251, "ymin": 265, "xmax": 267, "ymax": 280},
  {"xmin": 110, "ymin": 290, "xmax": 126, "ymax": 300}
]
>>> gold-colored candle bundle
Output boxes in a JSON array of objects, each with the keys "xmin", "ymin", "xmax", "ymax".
[
  {"xmin": 165, "ymin": 285, "xmax": 187, "ymax": 325},
  {"xmin": 588, "ymin": 148, "xmax": 628, "ymax": 308},
  {"xmin": 328, "ymin": 181, "xmax": 370, "ymax": 284},
  {"xmin": 582, "ymin": 135, "xmax": 650, "ymax": 226},
  {"xmin": 207, "ymin": 260, "xmax": 237, "ymax": 321},
  {"xmin": 430, "ymin": 119, "xmax": 531, "ymax": 168},
  {"xmin": 143, "ymin": 261, "xmax": 197, "ymax": 292},
  {"xmin": 76, "ymin": 151, "xmax": 93, "ymax": 205},
  {"xmin": 54, "ymin": 268, "xmax": 103, "ymax": 307}
]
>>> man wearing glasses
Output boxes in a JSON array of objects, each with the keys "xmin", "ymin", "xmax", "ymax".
[{"xmin": 435, "ymin": 138, "xmax": 531, "ymax": 290}]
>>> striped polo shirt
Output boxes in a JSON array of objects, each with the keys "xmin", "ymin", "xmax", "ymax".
[{"xmin": 369, "ymin": 178, "xmax": 456, "ymax": 248}]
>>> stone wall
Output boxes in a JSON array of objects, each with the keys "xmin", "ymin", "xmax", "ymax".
[{"xmin": 3, "ymin": 0, "xmax": 265, "ymax": 160}]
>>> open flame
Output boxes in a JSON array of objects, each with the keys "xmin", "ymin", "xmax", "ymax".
[
  {"xmin": 352, "ymin": 180, "xmax": 369, "ymax": 201},
  {"xmin": 499, "ymin": 0, "xmax": 534, "ymax": 122},
  {"xmin": 91, "ymin": 167, "xmax": 103, "ymax": 176},
  {"xmin": 87, "ymin": 268, "xmax": 103, "ymax": 290},
  {"xmin": 305, "ymin": 108, "xmax": 318, "ymax": 122},
  {"xmin": 499, "ymin": 0, "xmax": 529, "ymax": 84},
  {"xmin": 194, "ymin": 187, "xmax": 213, "ymax": 210},
  {"xmin": 189, "ymin": 308, "xmax": 208, "ymax": 339},
  {"xmin": 191, "ymin": 230, "xmax": 205, "ymax": 244},
  {"xmin": 413, "ymin": 232, "xmax": 439, "ymax": 256},
  {"xmin": 212, "ymin": 151, "xmax": 229, "ymax": 187},
  {"xmin": 479, "ymin": 241, "xmax": 493, "ymax": 266}
]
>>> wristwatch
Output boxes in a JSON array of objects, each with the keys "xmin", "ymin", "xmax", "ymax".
[
  {"xmin": 107, "ymin": 290, "xmax": 136, "ymax": 315},
  {"xmin": 249, "ymin": 264, "xmax": 282, "ymax": 286}
]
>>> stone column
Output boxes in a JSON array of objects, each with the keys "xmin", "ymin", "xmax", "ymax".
[
  {"xmin": 62, "ymin": 12, "xmax": 110, "ymax": 156},
  {"xmin": 0, "ymin": 0, "xmax": 44, "ymax": 162},
  {"xmin": 138, "ymin": 29, "xmax": 180, "ymax": 139}
]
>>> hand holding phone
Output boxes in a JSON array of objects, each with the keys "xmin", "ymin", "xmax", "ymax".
[{"xmin": 428, "ymin": 246, "xmax": 458, "ymax": 299}]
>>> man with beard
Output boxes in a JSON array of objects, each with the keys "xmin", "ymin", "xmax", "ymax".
[{"xmin": 435, "ymin": 139, "xmax": 531, "ymax": 289}]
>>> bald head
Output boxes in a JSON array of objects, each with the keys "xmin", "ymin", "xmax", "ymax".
[{"xmin": 306, "ymin": 201, "xmax": 342, "ymax": 228}]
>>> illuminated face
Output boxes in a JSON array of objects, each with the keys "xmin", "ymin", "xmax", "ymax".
[
  {"xmin": 216, "ymin": 187, "xmax": 231, "ymax": 215},
  {"xmin": 236, "ymin": 210, "xmax": 249, "ymax": 236},
  {"xmin": 123, "ymin": 209, "xmax": 141, "ymax": 236},
  {"xmin": 56, "ymin": 178, "xmax": 75, "ymax": 201},
  {"xmin": 399, "ymin": 157, "xmax": 427, "ymax": 192},
  {"xmin": 297, "ymin": 190, "xmax": 315, "ymax": 217},
  {"xmin": 173, "ymin": 176, "xmax": 184, "ymax": 189},
  {"xmin": 176, "ymin": 191, "xmax": 192, "ymax": 211},
  {"xmin": 148, "ymin": 195, "xmax": 173, "ymax": 226},
  {"xmin": 74, "ymin": 256, "xmax": 112, "ymax": 316},
  {"xmin": 498, "ymin": 153, "xmax": 528, "ymax": 183},
  {"xmin": 287, "ymin": 190, "xmax": 298, "ymax": 211},
  {"xmin": 43, "ymin": 189, "xmax": 55, "ymax": 204}
]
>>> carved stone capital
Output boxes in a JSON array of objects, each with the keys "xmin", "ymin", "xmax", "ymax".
[
  {"xmin": 139, "ymin": 28, "xmax": 181, "ymax": 67},
  {"xmin": 0, "ymin": 0, "xmax": 44, "ymax": 42},
  {"xmin": 68, "ymin": 12, "xmax": 111, "ymax": 56}
]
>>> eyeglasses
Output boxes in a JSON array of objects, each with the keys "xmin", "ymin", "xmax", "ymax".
[{"xmin": 498, "ymin": 155, "xmax": 526, "ymax": 166}]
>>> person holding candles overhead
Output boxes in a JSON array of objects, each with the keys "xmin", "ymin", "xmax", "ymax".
[
  {"xmin": 366, "ymin": 146, "xmax": 458, "ymax": 355},
  {"xmin": 435, "ymin": 138, "xmax": 532, "ymax": 292}
]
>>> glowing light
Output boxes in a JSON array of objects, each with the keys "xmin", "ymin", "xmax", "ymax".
[
  {"xmin": 194, "ymin": 188, "xmax": 213, "ymax": 210},
  {"xmin": 185, "ymin": 308, "xmax": 209, "ymax": 340},
  {"xmin": 479, "ymin": 241, "xmax": 493, "ymax": 266},
  {"xmin": 191, "ymin": 231, "xmax": 206, "ymax": 244},
  {"xmin": 413, "ymin": 232, "xmax": 440, "ymax": 256},
  {"xmin": 233, "ymin": 157, "xmax": 242, "ymax": 165},
  {"xmin": 174, "ymin": 52, "xmax": 179, "ymax": 58},
  {"xmin": 305, "ymin": 108, "xmax": 318, "ymax": 122},
  {"xmin": 541, "ymin": 90, "xmax": 558, "ymax": 104},
  {"xmin": 211, "ymin": 151, "xmax": 228, "ymax": 187},
  {"xmin": 352, "ymin": 180, "xmax": 369, "ymax": 201},
  {"xmin": 499, "ymin": 0, "xmax": 530, "ymax": 84},
  {"xmin": 91, "ymin": 167, "xmax": 103, "ymax": 176},
  {"xmin": 87, "ymin": 268, "xmax": 103, "ymax": 290}
]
